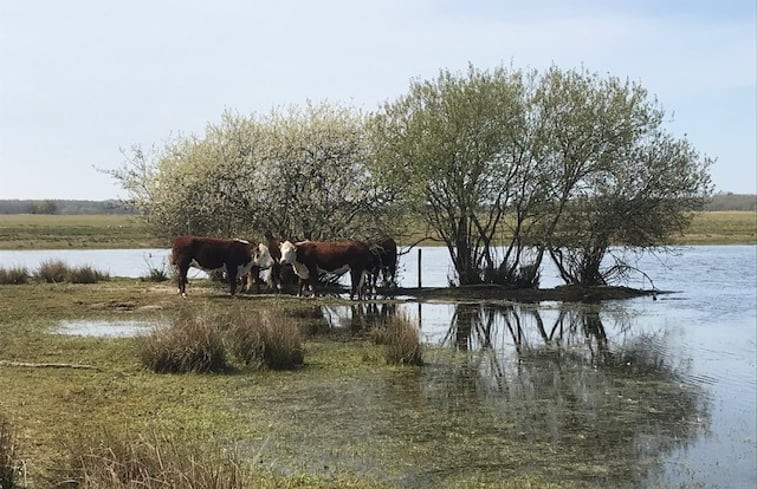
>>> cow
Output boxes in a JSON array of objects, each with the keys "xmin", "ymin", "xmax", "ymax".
[
  {"xmin": 278, "ymin": 240, "xmax": 373, "ymax": 300},
  {"xmin": 244, "ymin": 232, "xmax": 282, "ymax": 293},
  {"xmin": 170, "ymin": 236, "xmax": 274, "ymax": 297},
  {"xmin": 367, "ymin": 237, "xmax": 398, "ymax": 292}
]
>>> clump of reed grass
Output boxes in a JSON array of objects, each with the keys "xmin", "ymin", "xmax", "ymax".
[
  {"xmin": 0, "ymin": 416, "xmax": 17, "ymax": 489},
  {"xmin": 0, "ymin": 266, "xmax": 30, "ymax": 285},
  {"xmin": 139, "ymin": 310, "xmax": 228, "ymax": 373},
  {"xmin": 59, "ymin": 431, "xmax": 250, "ymax": 489},
  {"xmin": 371, "ymin": 313, "xmax": 423, "ymax": 366},
  {"xmin": 35, "ymin": 260, "xmax": 109, "ymax": 284},
  {"xmin": 228, "ymin": 308, "xmax": 304, "ymax": 370},
  {"xmin": 36, "ymin": 259, "xmax": 68, "ymax": 283},
  {"xmin": 66, "ymin": 264, "xmax": 110, "ymax": 284}
]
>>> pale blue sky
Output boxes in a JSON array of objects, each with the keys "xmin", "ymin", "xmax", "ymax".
[{"xmin": 1, "ymin": 0, "xmax": 755, "ymax": 199}]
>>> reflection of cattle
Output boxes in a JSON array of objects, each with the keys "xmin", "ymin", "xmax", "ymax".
[
  {"xmin": 245, "ymin": 232, "xmax": 282, "ymax": 293},
  {"xmin": 171, "ymin": 236, "xmax": 273, "ymax": 296},
  {"xmin": 367, "ymin": 237, "xmax": 398, "ymax": 290},
  {"xmin": 279, "ymin": 240, "xmax": 372, "ymax": 300}
]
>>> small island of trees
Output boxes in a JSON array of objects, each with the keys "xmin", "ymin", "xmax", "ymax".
[{"xmin": 110, "ymin": 64, "xmax": 713, "ymax": 288}]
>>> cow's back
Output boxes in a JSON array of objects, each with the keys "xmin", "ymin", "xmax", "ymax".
[
  {"xmin": 172, "ymin": 236, "xmax": 249, "ymax": 270},
  {"xmin": 298, "ymin": 240, "xmax": 372, "ymax": 271}
]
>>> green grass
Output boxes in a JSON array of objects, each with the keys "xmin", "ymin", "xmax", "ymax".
[
  {"xmin": 0, "ymin": 214, "xmax": 163, "ymax": 249},
  {"xmin": 671, "ymin": 210, "xmax": 757, "ymax": 244}
]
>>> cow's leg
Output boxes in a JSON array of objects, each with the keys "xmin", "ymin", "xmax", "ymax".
[
  {"xmin": 306, "ymin": 266, "xmax": 317, "ymax": 298},
  {"xmin": 226, "ymin": 264, "xmax": 238, "ymax": 296},
  {"xmin": 271, "ymin": 263, "xmax": 281, "ymax": 293},
  {"xmin": 176, "ymin": 262, "xmax": 190, "ymax": 297},
  {"xmin": 350, "ymin": 268, "xmax": 367, "ymax": 300}
]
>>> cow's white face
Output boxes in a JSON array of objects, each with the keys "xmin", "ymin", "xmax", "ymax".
[
  {"xmin": 253, "ymin": 243, "xmax": 274, "ymax": 269},
  {"xmin": 279, "ymin": 240, "xmax": 297, "ymax": 265}
]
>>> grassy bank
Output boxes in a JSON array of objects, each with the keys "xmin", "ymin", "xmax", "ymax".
[
  {"xmin": 0, "ymin": 280, "xmax": 701, "ymax": 489},
  {"xmin": 0, "ymin": 211, "xmax": 754, "ymax": 249}
]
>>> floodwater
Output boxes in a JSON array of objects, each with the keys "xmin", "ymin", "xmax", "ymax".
[
  {"xmin": 53, "ymin": 319, "xmax": 164, "ymax": 337},
  {"xmin": 2, "ymin": 245, "xmax": 756, "ymax": 487}
]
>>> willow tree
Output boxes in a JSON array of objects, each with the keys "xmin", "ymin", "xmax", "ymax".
[
  {"xmin": 110, "ymin": 102, "xmax": 397, "ymax": 242},
  {"xmin": 531, "ymin": 69, "xmax": 714, "ymax": 285},
  {"xmin": 369, "ymin": 65, "xmax": 530, "ymax": 285}
]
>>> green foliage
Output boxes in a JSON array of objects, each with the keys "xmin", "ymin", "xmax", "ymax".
[{"xmin": 371, "ymin": 64, "xmax": 713, "ymax": 286}]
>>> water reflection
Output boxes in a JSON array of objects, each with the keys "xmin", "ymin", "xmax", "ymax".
[{"xmin": 277, "ymin": 302, "xmax": 713, "ymax": 487}]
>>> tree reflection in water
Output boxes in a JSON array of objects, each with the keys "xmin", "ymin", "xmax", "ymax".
[{"xmin": 427, "ymin": 302, "xmax": 711, "ymax": 486}]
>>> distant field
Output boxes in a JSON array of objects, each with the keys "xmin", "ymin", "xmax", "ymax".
[
  {"xmin": 673, "ymin": 211, "xmax": 757, "ymax": 244},
  {"xmin": 0, "ymin": 211, "xmax": 754, "ymax": 249},
  {"xmin": 0, "ymin": 214, "xmax": 164, "ymax": 249}
]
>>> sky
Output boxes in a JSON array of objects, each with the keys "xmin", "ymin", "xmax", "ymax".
[{"xmin": 1, "ymin": 0, "xmax": 755, "ymax": 200}]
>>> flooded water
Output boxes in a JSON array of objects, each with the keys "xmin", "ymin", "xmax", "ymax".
[
  {"xmin": 53, "ymin": 319, "xmax": 164, "ymax": 337},
  {"xmin": 2, "ymin": 245, "xmax": 756, "ymax": 487}
]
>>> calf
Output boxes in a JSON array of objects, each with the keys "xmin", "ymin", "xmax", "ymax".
[
  {"xmin": 278, "ymin": 240, "xmax": 373, "ymax": 300},
  {"xmin": 171, "ymin": 235, "xmax": 273, "ymax": 296}
]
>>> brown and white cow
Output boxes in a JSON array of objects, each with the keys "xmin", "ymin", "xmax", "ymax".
[
  {"xmin": 278, "ymin": 240, "xmax": 373, "ymax": 300},
  {"xmin": 367, "ymin": 237, "xmax": 398, "ymax": 291},
  {"xmin": 244, "ymin": 232, "xmax": 283, "ymax": 293},
  {"xmin": 171, "ymin": 235, "xmax": 274, "ymax": 296}
]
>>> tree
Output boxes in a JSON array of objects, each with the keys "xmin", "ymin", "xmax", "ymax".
[
  {"xmin": 369, "ymin": 65, "xmax": 528, "ymax": 285},
  {"xmin": 534, "ymin": 71, "xmax": 714, "ymax": 285},
  {"xmin": 370, "ymin": 64, "xmax": 713, "ymax": 287},
  {"xmin": 110, "ymin": 102, "xmax": 398, "ymax": 243}
]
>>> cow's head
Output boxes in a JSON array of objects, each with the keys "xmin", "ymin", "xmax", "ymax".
[
  {"xmin": 253, "ymin": 243, "xmax": 275, "ymax": 269},
  {"xmin": 279, "ymin": 240, "xmax": 297, "ymax": 265}
]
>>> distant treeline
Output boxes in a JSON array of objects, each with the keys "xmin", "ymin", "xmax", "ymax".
[
  {"xmin": 704, "ymin": 193, "xmax": 757, "ymax": 211},
  {"xmin": 0, "ymin": 199, "xmax": 136, "ymax": 215},
  {"xmin": 0, "ymin": 193, "xmax": 753, "ymax": 215}
]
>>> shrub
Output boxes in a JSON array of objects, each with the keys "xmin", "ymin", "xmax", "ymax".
[
  {"xmin": 372, "ymin": 313, "xmax": 423, "ymax": 366},
  {"xmin": 139, "ymin": 310, "xmax": 229, "ymax": 373},
  {"xmin": 36, "ymin": 259, "xmax": 68, "ymax": 283},
  {"xmin": 0, "ymin": 416, "xmax": 16, "ymax": 489},
  {"xmin": 0, "ymin": 266, "xmax": 30, "ymax": 285},
  {"xmin": 229, "ymin": 309, "xmax": 304, "ymax": 370},
  {"xmin": 61, "ymin": 431, "xmax": 250, "ymax": 489}
]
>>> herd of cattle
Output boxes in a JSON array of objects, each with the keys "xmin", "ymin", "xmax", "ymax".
[{"xmin": 170, "ymin": 235, "xmax": 398, "ymax": 300}]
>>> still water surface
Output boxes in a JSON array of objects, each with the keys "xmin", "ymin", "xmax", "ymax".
[{"xmin": 2, "ymin": 245, "xmax": 755, "ymax": 487}]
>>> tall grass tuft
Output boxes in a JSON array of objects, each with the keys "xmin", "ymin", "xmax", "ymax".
[
  {"xmin": 0, "ymin": 266, "xmax": 30, "ymax": 285},
  {"xmin": 139, "ymin": 310, "xmax": 229, "ymax": 373},
  {"xmin": 229, "ymin": 309, "xmax": 304, "ymax": 370},
  {"xmin": 35, "ymin": 260, "xmax": 109, "ymax": 284},
  {"xmin": 0, "ymin": 416, "xmax": 17, "ymax": 489},
  {"xmin": 61, "ymin": 431, "xmax": 250, "ymax": 489},
  {"xmin": 66, "ymin": 264, "xmax": 110, "ymax": 284},
  {"xmin": 371, "ymin": 313, "xmax": 423, "ymax": 366},
  {"xmin": 36, "ymin": 259, "xmax": 68, "ymax": 283}
]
